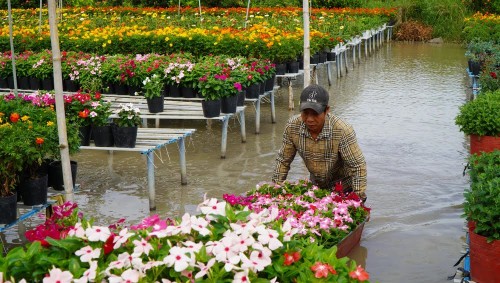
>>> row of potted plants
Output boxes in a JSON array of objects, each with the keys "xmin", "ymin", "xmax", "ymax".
[
  {"xmin": 455, "ymin": 19, "xmax": 500, "ymax": 282},
  {"xmin": 0, "ymin": 179, "xmax": 371, "ymax": 282},
  {"xmin": 0, "ymin": 7, "xmax": 395, "ymax": 60},
  {"xmin": 0, "ymin": 51, "xmax": 276, "ymax": 102}
]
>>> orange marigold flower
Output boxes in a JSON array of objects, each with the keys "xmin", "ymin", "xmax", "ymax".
[
  {"xmin": 35, "ymin": 137, "xmax": 44, "ymax": 145},
  {"xmin": 10, "ymin": 112, "xmax": 20, "ymax": 123}
]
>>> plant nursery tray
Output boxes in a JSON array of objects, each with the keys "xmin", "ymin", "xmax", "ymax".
[{"xmin": 336, "ymin": 219, "xmax": 367, "ymax": 258}]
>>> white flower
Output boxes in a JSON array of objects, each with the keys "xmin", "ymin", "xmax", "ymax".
[
  {"xmin": 233, "ymin": 270, "xmax": 251, "ymax": 283},
  {"xmin": 42, "ymin": 267, "xmax": 73, "ymax": 283},
  {"xmin": 190, "ymin": 215, "xmax": 211, "ymax": 236},
  {"xmin": 74, "ymin": 261, "xmax": 98, "ymax": 283},
  {"xmin": 212, "ymin": 236, "xmax": 241, "ymax": 265},
  {"xmin": 198, "ymin": 198, "xmax": 226, "ymax": 219},
  {"xmin": 68, "ymin": 222, "xmax": 85, "ymax": 238},
  {"xmin": 194, "ymin": 258, "xmax": 216, "ymax": 279},
  {"xmin": 75, "ymin": 246, "xmax": 101, "ymax": 263},
  {"xmin": 85, "ymin": 226, "xmax": 111, "ymax": 242},
  {"xmin": 163, "ymin": 246, "xmax": 191, "ymax": 272},
  {"xmin": 255, "ymin": 226, "xmax": 282, "ymax": 250},
  {"xmin": 182, "ymin": 240, "xmax": 203, "ymax": 255},
  {"xmin": 113, "ymin": 228, "xmax": 134, "ymax": 249},
  {"xmin": 133, "ymin": 238, "xmax": 153, "ymax": 256}
]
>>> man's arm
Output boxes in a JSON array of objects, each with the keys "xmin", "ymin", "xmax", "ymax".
[
  {"xmin": 272, "ymin": 123, "xmax": 297, "ymax": 184},
  {"xmin": 339, "ymin": 125, "xmax": 367, "ymax": 200}
]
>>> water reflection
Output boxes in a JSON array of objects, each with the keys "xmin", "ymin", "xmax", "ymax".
[{"xmin": 4, "ymin": 42, "xmax": 469, "ymax": 283}]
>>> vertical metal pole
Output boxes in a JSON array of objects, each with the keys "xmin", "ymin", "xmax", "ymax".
[
  {"xmin": 198, "ymin": 0, "xmax": 202, "ymax": 25},
  {"xmin": 221, "ymin": 118, "xmax": 228, "ymax": 159},
  {"xmin": 179, "ymin": 138, "xmax": 187, "ymax": 185},
  {"xmin": 7, "ymin": 0, "xmax": 18, "ymax": 94},
  {"xmin": 303, "ymin": 0, "xmax": 311, "ymax": 88},
  {"xmin": 336, "ymin": 54, "xmax": 340, "ymax": 78},
  {"xmin": 39, "ymin": 0, "xmax": 42, "ymax": 34},
  {"xmin": 48, "ymin": 0, "xmax": 73, "ymax": 201},
  {"xmin": 255, "ymin": 97, "xmax": 261, "ymax": 134},
  {"xmin": 270, "ymin": 91, "xmax": 276, "ymax": 123},
  {"xmin": 244, "ymin": 0, "xmax": 251, "ymax": 28},
  {"xmin": 288, "ymin": 78, "xmax": 294, "ymax": 110},
  {"xmin": 239, "ymin": 109, "xmax": 246, "ymax": 142},
  {"xmin": 327, "ymin": 61, "xmax": 332, "ymax": 86},
  {"xmin": 147, "ymin": 152, "xmax": 156, "ymax": 211}
]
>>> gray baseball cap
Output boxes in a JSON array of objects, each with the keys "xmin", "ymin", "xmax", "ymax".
[{"xmin": 299, "ymin": 84, "xmax": 329, "ymax": 113}]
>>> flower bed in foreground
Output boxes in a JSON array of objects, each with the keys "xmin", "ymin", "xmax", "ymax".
[{"xmin": 0, "ymin": 180, "xmax": 370, "ymax": 282}]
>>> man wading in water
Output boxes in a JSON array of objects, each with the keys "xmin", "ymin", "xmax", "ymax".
[{"xmin": 272, "ymin": 84, "xmax": 367, "ymax": 202}]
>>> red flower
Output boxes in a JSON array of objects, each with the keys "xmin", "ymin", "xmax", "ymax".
[
  {"xmin": 78, "ymin": 109, "xmax": 90, "ymax": 118},
  {"xmin": 94, "ymin": 92, "xmax": 101, "ymax": 100},
  {"xmin": 103, "ymin": 234, "xmax": 115, "ymax": 255},
  {"xmin": 310, "ymin": 262, "xmax": 336, "ymax": 278},
  {"xmin": 349, "ymin": 265, "xmax": 370, "ymax": 281},
  {"xmin": 36, "ymin": 137, "xmax": 44, "ymax": 145},
  {"xmin": 490, "ymin": 72, "xmax": 497, "ymax": 79},
  {"xmin": 283, "ymin": 251, "xmax": 301, "ymax": 266},
  {"xmin": 334, "ymin": 181, "xmax": 343, "ymax": 193},
  {"xmin": 9, "ymin": 112, "xmax": 20, "ymax": 123}
]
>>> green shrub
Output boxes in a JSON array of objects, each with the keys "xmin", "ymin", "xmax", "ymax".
[
  {"xmin": 455, "ymin": 90, "xmax": 500, "ymax": 136},
  {"xmin": 463, "ymin": 150, "xmax": 500, "ymax": 241}
]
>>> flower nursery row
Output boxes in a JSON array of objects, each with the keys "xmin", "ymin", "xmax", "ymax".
[
  {"xmin": 0, "ymin": 180, "xmax": 371, "ymax": 282},
  {"xmin": 0, "ymin": 6, "xmax": 395, "ymax": 59},
  {"xmin": 0, "ymin": 90, "xmax": 137, "ymax": 202},
  {"xmin": 1, "ymin": 51, "xmax": 277, "ymax": 101}
]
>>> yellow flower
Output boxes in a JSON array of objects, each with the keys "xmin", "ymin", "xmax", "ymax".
[
  {"xmin": 47, "ymin": 121, "xmax": 54, "ymax": 126},
  {"xmin": 21, "ymin": 115, "xmax": 30, "ymax": 121}
]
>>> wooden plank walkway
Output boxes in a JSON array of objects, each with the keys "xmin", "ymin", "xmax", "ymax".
[{"xmin": 80, "ymin": 128, "xmax": 195, "ymax": 210}]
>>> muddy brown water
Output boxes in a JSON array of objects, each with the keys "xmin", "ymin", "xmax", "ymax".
[{"xmin": 2, "ymin": 42, "xmax": 470, "ymax": 283}]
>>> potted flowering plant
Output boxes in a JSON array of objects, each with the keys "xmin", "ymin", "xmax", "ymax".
[
  {"xmin": 28, "ymin": 50, "xmax": 54, "ymax": 90},
  {"xmin": 75, "ymin": 55, "xmax": 105, "ymax": 93},
  {"xmin": 64, "ymin": 91, "xmax": 93, "ymax": 145},
  {"xmin": 455, "ymin": 89, "xmax": 500, "ymax": 154},
  {"xmin": 463, "ymin": 150, "xmax": 500, "ymax": 283},
  {"xmin": 0, "ymin": 51, "xmax": 13, "ymax": 87},
  {"xmin": 196, "ymin": 56, "xmax": 244, "ymax": 117},
  {"xmin": 1, "ymin": 195, "xmax": 371, "ymax": 282},
  {"xmin": 142, "ymin": 73, "xmax": 165, "ymax": 113},
  {"xmin": 112, "ymin": 103, "xmax": 141, "ymax": 148},
  {"xmin": 88, "ymin": 94, "xmax": 113, "ymax": 147},
  {"xmin": 0, "ymin": 92, "xmax": 80, "ymax": 209},
  {"xmin": 163, "ymin": 55, "xmax": 197, "ymax": 98}
]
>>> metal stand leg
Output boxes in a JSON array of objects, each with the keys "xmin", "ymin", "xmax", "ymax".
[
  {"xmin": 255, "ymin": 97, "xmax": 261, "ymax": 134},
  {"xmin": 270, "ymin": 91, "xmax": 276, "ymax": 123},
  {"xmin": 314, "ymin": 66, "xmax": 319, "ymax": 84},
  {"xmin": 336, "ymin": 54, "xmax": 341, "ymax": 78},
  {"xmin": 221, "ymin": 118, "xmax": 229, "ymax": 158},
  {"xmin": 343, "ymin": 51, "xmax": 349, "ymax": 74},
  {"xmin": 179, "ymin": 138, "xmax": 187, "ymax": 185},
  {"xmin": 147, "ymin": 152, "xmax": 156, "ymax": 211},
  {"xmin": 288, "ymin": 78, "xmax": 294, "ymax": 110},
  {"xmin": 239, "ymin": 110, "xmax": 247, "ymax": 142},
  {"xmin": 327, "ymin": 62, "xmax": 332, "ymax": 86}
]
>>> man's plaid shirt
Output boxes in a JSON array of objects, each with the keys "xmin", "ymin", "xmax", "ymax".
[{"xmin": 272, "ymin": 113, "xmax": 367, "ymax": 197}]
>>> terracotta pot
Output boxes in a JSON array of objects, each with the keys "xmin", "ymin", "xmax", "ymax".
[
  {"xmin": 469, "ymin": 230, "xmax": 500, "ymax": 283},
  {"xmin": 470, "ymin": 134, "xmax": 500, "ymax": 155}
]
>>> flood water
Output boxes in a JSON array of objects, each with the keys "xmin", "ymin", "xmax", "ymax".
[{"xmin": 3, "ymin": 42, "xmax": 470, "ymax": 282}]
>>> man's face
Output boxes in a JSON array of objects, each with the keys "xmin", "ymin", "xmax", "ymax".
[{"xmin": 300, "ymin": 107, "xmax": 328, "ymax": 134}]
